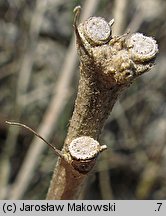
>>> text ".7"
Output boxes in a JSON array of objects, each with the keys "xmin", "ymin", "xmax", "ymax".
[{"xmin": 155, "ymin": 203, "xmax": 162, "ymax": 211}]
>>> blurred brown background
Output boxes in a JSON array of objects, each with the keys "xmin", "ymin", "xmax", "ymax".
[{"xmin": 0, "ymin": 0, "xmax": 166, "ymax": 199}]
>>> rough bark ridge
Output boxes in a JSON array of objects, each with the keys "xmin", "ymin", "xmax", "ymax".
[{"xmin": 46, "ymin": 7, "xmax": 158, "ymax": 199}]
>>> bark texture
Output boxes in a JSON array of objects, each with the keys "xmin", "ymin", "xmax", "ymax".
[{"xmin": 46, "ymin": 10, "xmax": 158, "ymax": 199}]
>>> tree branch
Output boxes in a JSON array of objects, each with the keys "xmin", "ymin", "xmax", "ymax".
[{"xmin": 46, "ymin": 6, "xmax": 158, "ymax": 199}]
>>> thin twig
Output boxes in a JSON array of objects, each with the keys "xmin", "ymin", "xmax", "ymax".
[{"xmin": 5, "ymin": 121, "xmax": 63, "ymax": 158}]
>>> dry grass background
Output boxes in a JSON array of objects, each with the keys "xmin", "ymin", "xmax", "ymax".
[{"xmin": 0, "ymin": 0, "xmax": 166, "ymax": 199}]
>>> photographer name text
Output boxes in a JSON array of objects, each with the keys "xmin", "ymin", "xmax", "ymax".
[{"xmin": 16, "ymin": 202, "xmax": 115, "ymax": 212}]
